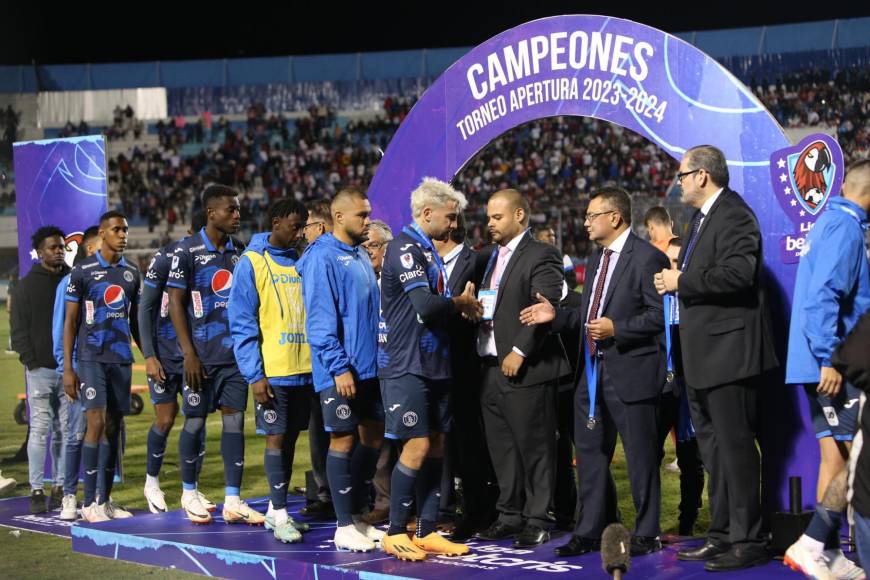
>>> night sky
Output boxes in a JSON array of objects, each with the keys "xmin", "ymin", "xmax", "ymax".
[{"xmin": 3, "ymin": 3, "xmax": 868, "ymax": 65}]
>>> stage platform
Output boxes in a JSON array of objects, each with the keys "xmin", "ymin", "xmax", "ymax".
[{"xmin": 1, "ymin": 495, "xmax": 807, "ymax": 579}]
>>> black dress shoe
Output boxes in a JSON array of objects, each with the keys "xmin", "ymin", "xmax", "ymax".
[
  {"xmin": 630, "ymin": 535, "xmax": 662, "ymax": 556},
  {"xmin": 452, "ymin": 518, "xmax": 484, "ymax": 542},
  {"xmin": 476, "ymin": 521, "xmax": 523, "ymax": 540},
  {"xmin": 677, "ymin": 540, "xmax": 731, "ymax": 561},
  {"xmin": 299, "ymin": 499, "xmax": 335, "ymax": 519},
  {"xmin": 704, "ymin": 544, "xmax": 769, "ymax": 572},
  {"xmin": 30, "ymin": 489, "xmax": 47, "ymax": 514},
  {"xmin": 514, "ymin": 525, "xmax": 550, "ymax": 548},
  {"xmin": 555, "ymin": 535, "xmax": 601, "ymax": 557}
]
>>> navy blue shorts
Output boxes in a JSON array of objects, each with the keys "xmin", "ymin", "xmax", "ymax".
[
  {"xmin": 319, "ymin": 378, "xmax": 383, "ymax": 433},
  {"xmin": 255, "ymin": 385, "xmax": 312, "ymax": 436},
  {"xmin": 182, "ymin": 364, "xmax": 248, "ymax": 417},
  {"xmin": 148, "ymin": 371, "xmax": 184, "ymax": 406},
  {"xmin": 77, "ymin": 361, "xmax": 132, "ymax": 415},
  {"xmin": 381, "ymin": 373, "xmax": 451, "ymax": 440},
  {"xmin": 807, "ymin": 381, "xmax": 862, "ymax": 441}
]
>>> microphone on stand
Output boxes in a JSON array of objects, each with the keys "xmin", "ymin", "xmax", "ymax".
[{"xmin": 601, "ymin": 523, "xmax": 632, "ymax": 579}]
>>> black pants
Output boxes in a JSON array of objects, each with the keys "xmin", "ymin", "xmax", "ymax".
[
  {"xmin": 574, "ymin": 361, "xmax": 661, "ymax": 539},
  {"xmin": 554, "ymin": 385, "xmax": 578, "ymax": 528},
  {"xmin": 687, "ymin": 379, "xmax": 763, "ymax": 546},
  {"xmin": 308, "ymin": 390, "xmax": 331, "ymax": 502},
  {"xmin": 480, "ymin": 363, "xmax": 556, "ymax": 528},
  {"xmin": 657, "ymin": 390, "xmax": 704, "ymax": 531}
]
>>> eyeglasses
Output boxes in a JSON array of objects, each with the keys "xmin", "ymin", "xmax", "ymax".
[
  {"xmin": 676, "ymin": 169, "xmax": 701, "ymax": 183},
  {"xmin": 584, "ymin": 210, "xmax": 616, "ymax": 223},
  {"xmin": 364, "ymin": 242, "xmax": 385, "ymax": 250},
  {"xmin": 303, "ymin": 221, "xmax": 325, "ymax": 231}
]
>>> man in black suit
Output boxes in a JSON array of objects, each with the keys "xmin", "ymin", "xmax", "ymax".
[
  {"xmin": 655, "ymin": 145, "xmax": 778, "ymax": 572},
  {"xmin": 474, "ymin": 189, "xmax": 569, "ymax": 548},
  {"xmin": 433, "ymin": 215, "xmax": 497, "ymax": 540},
  {"xmin": 521, "ymin": 187, "xmax": 668, "ymax": 557}
]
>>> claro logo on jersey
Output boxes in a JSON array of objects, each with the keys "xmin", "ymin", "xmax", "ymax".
[
  {"xmin": 103, "ymin": 285, "xmax": 127, "ymax": 318},
  {"xmin": 399, "ymin": 267, "xmax": 425, "ymax": 284}
]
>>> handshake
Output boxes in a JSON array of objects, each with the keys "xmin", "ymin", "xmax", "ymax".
[{"xmin": 454, "ymin": 281, "xmax": 484, "ymax": 322}]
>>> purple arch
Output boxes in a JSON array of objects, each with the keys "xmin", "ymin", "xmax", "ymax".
[{"xmin": 369, "ymin": 14, "xmax": 818, "ymax": 514}]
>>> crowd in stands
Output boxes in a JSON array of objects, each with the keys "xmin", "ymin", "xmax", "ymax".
[{"xmin": 755, "ymin": 67, "xmax": 870, "ymax": 165}]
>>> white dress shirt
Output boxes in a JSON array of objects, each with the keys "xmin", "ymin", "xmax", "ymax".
[
  {"xmin": 477, "ymin": 230, "xmax": 527, "ymax": 358},
  {"xmin": 586, "ymin": 227, "xmax": 631, "ymax": 322},
  {"xmin": 698, "ymin": 188, "xmax": 724, "ymax": 230},
  {"xmin": 442, "ymin": 243, "xmax": 464, "ymax": 282}
]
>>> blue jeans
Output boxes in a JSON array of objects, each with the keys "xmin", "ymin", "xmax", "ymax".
[
  {"xmin": 855, "ymin": 511, "xmax": 870, "ymax": 569},
  {"xmin": 26, "ymin": 367, "xmax": 68, "ymax": 490}
]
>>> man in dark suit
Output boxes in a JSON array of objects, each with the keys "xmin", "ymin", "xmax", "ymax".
[
  {"xmin": 433, "ymin": 215, "xmax": 497, "ymax": 540},
  {"xmin": 521, "ymin": 187, "xmax": 668, "ymax": 557},
  {"xmin": 473, "ymin": 189, "xmax": 569, "ymax": 548},
  {"xmin": 655, "ymin": 145, "xmax": 778, "ymax": 572}
]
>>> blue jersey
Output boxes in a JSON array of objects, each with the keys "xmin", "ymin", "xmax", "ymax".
[
  {"xmin": 65, "ymin": 253, "xmax": 141, "ymax": 364},
  {"xmin": 167, "ymin": 228, "xmax": 245, "ymax": 366},
  {"xmin": 143, "ymin": 242, "xmax": 184, "ymax": 371},
  {"xmin": 378, "ymin": 230, "xmax": 451, "ymax": 380}
]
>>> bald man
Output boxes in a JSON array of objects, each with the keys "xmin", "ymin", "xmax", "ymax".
[
  {"xmin": 784, "ymin": 160, "xmax": 870, "ymax": 579},
  {"xmin": 474, "ymin": 189, "xmax": 569, "ymax": 548}
]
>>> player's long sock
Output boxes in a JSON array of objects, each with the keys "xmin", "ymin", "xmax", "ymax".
[
  {"xmin": 221, "ymin": 412, "xmax": 245, "ymax": 497},
  {"xmin": 265, "ymin": 448, "xmax": 287, "ymax": 510},
  {"xmin": 387, "ymin": 461, "xmax": 419, "ymax": 536},
  {"xmin": 102, "ymin": 432, "xmax": 120, "ymax": 501},
  {"xmin": 415, "ymin": 457, "xmax": 442, "ymax": 538},
  {"xmin": 327, "ymin": 449, "xmax": 353, "ymax": 526},
  {"xmin": 82, "ymin": 442, "xmax": 99, "ymax": 506},
  {"xmin": 179, "ymin": 417, "xmax": 204, "ymax": 490},
  {"xmin": 350, "ymin": 443, "xmax": 380, "ymax": 515},
  {"xmin": 146, "ymin": 424, "xmax": 169, "ymax": 478}
]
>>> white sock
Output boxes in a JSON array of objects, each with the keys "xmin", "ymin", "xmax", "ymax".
[
  {"xmin": 273, "ymin": 508, "xmax": 288, "ymax": 526},
  {"xmin": 225, "ymin": 495, "xmax": 241, "ymax": 507},
  {"xmin": 145, "ymin": 474, "xmax": 160, "ymax": 488},
  {"xmin": 182, "ymin": 488, "xmax": 198, "ymax": 499},
  {"xmin": 799, "ymin": 534, "xmax": 825, "ymax": 554}
]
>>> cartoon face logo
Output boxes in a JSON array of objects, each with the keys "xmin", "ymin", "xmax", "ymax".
[
  {"xmin": 400, "ymin": 253, "xmax": 414, "ymax": 269},
  {"xmin": 103, "ymin": 285, "xmax": 126, "ymax": 309},
  {"xmin": 63, "ymin": 232, "xmax": 84, "ymax": 268},
  {"xmin": 264, "ymin": 410, "xmax": 278, "ymax": 424},
  {"xmin": 187, "ymin": 392, "xmax": 201, "ymax": 407},
  {"xmin": 336, "ymin": 404, "xmax": 352, "ymax": 420},
  {"xmin": 85, "ymin": 387, "xmax": 96, "ymax": 400},
  {"xmin": 211, "ymin": 269, "xmax": 233, "ymax": 298},
  {"xmin": 153, "ymin": 382, "xmax": 165, "ymax": 394},
  {"xmin": 791, "ymin": 141, "xmax": 834, "ymax": 213}
]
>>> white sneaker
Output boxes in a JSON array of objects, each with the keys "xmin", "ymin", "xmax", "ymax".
[
  {"xmin": 81, "ymin": 502, "xmax": 110, "ymax": 523},
  {"xmin": 353, "ymin": 517, "xmax": 385, "ymax": 542},
  {"xmin": 825, "ymin": 549, "xmax": 866, "ymax": 580},
  {"xmin": 197, "ymin": 490, "xmax": 216, "ymax": 512},
  {"xmin": 182, "ymin": 491, "xmax": 213, "ymax": 524},
  {"xmin": 665, "ymin": 458, "xmax": 680, "ymax": 473},
  {"xmin": 0, "ymin": 470, "xmax": 15, "ymax": 494},
  {"xmin": 105, "ymin": 500, "xmax": 133, "ymax": 519},
  {"xmin": 222, "ymin": 499, "xmax": 265, "ymax": 525},
  {"xmin": 144, "ymin": 485, "xmax": 167, "ymax": 513},
  {"xmin": 784, "ymin": 539, "xmax": 834, "ymax": 580},
  {"xmin": 59, "ymin": 494, "xmax": 78, "ymax": 521},
  {"xmin": 334, "ymin": 523, "xmax": 376, "ymax": 552}
]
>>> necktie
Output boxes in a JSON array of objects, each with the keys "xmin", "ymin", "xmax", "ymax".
[
  {"xmin": 492, "ymin": 245, "xmax": 511, "ymax": 290},
  {"xmin": 680, "ymin": 211, "xmax": 705, "ymax": 271},
  {"xmin": 586, "ymin": 249, "xmax": 613, "ymax": 357}
]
